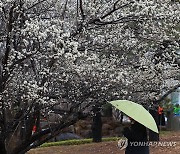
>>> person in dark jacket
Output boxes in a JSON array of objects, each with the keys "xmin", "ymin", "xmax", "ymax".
[{"xmin": 122, "ymin": 118, "xmax": 149, "ymax": 154}]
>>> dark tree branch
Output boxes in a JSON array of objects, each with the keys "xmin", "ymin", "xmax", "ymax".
[
  {"xmin": 61, "ymin": 0, "xmax": 68, "ymax": 19},
  {"xmin": 18, "ymin": 113, "xmax": 88, "ymax": 154},
  {"xmin": 79, "ymin": 0, "xmax": 85, "ymax": 20},
  {"xmin": 25, "ymin": 0, "xmax": 48, "ymax": 11},
  {"xmin": 155, "ymin": 84, "xmax": 180, "ymax": 103},
  {"xmin": 89, "ymin": 1, "xmax": 134, "ymax": 25},
  {"xmin": 9, "ymin": 53, "xmax": 34, "ymax": 71},
  {"xmin": 3, "ymin": 3, "xmax": 16, "ymax": 65}
]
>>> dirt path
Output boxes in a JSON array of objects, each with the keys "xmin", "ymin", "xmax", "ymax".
[{"xmin": 28, "ymin": 131, "xmax": 180, "ymax": 154}]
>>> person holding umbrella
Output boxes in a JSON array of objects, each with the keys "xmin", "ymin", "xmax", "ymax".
[
  {"xmin": 122, "ymin": 117, "xmax": 149, "ymax": 154},
  {"xmin": 110, "ymin": 100, "xmax": 159, "ymax": 154}
]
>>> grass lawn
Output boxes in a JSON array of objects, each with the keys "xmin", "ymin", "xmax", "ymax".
[{"xmin": 28, "ymin": 131, "xmax": 180, "ymax": 154}]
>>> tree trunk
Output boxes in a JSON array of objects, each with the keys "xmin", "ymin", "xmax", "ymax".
[
  {"xmin": 166, "ymin": 109, "xmax": 174, "ymax": 130},
  {"xmin": 92, "ymin": 106, "xmax": 102, "ymax": 142}
]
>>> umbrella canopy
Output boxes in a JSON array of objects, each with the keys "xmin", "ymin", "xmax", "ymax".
[{"xmin": 110, "ymin": 100, "xmax": 159, "ymax": 133}]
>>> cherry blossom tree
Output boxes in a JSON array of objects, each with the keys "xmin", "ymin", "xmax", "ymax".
[{"xmin": 0, "ymin": 0, "xmax": 179, "ymax": 153}]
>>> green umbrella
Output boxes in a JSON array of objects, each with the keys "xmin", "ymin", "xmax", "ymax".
[{"xmin": 110, "ymin": 100, "xmax": 159, "ymax": 133}]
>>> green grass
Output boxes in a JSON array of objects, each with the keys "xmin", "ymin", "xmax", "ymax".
[
  {"xmin": 40, "ymin": 131, "xmax": 173, "ymax": 148},
  {"xmin": 40, "ymin": 137, "xmax": 122, "ymax": 148},
  {"xmin": 159, "ymin": 130, "xmax": 172, "ymax": 136}
]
